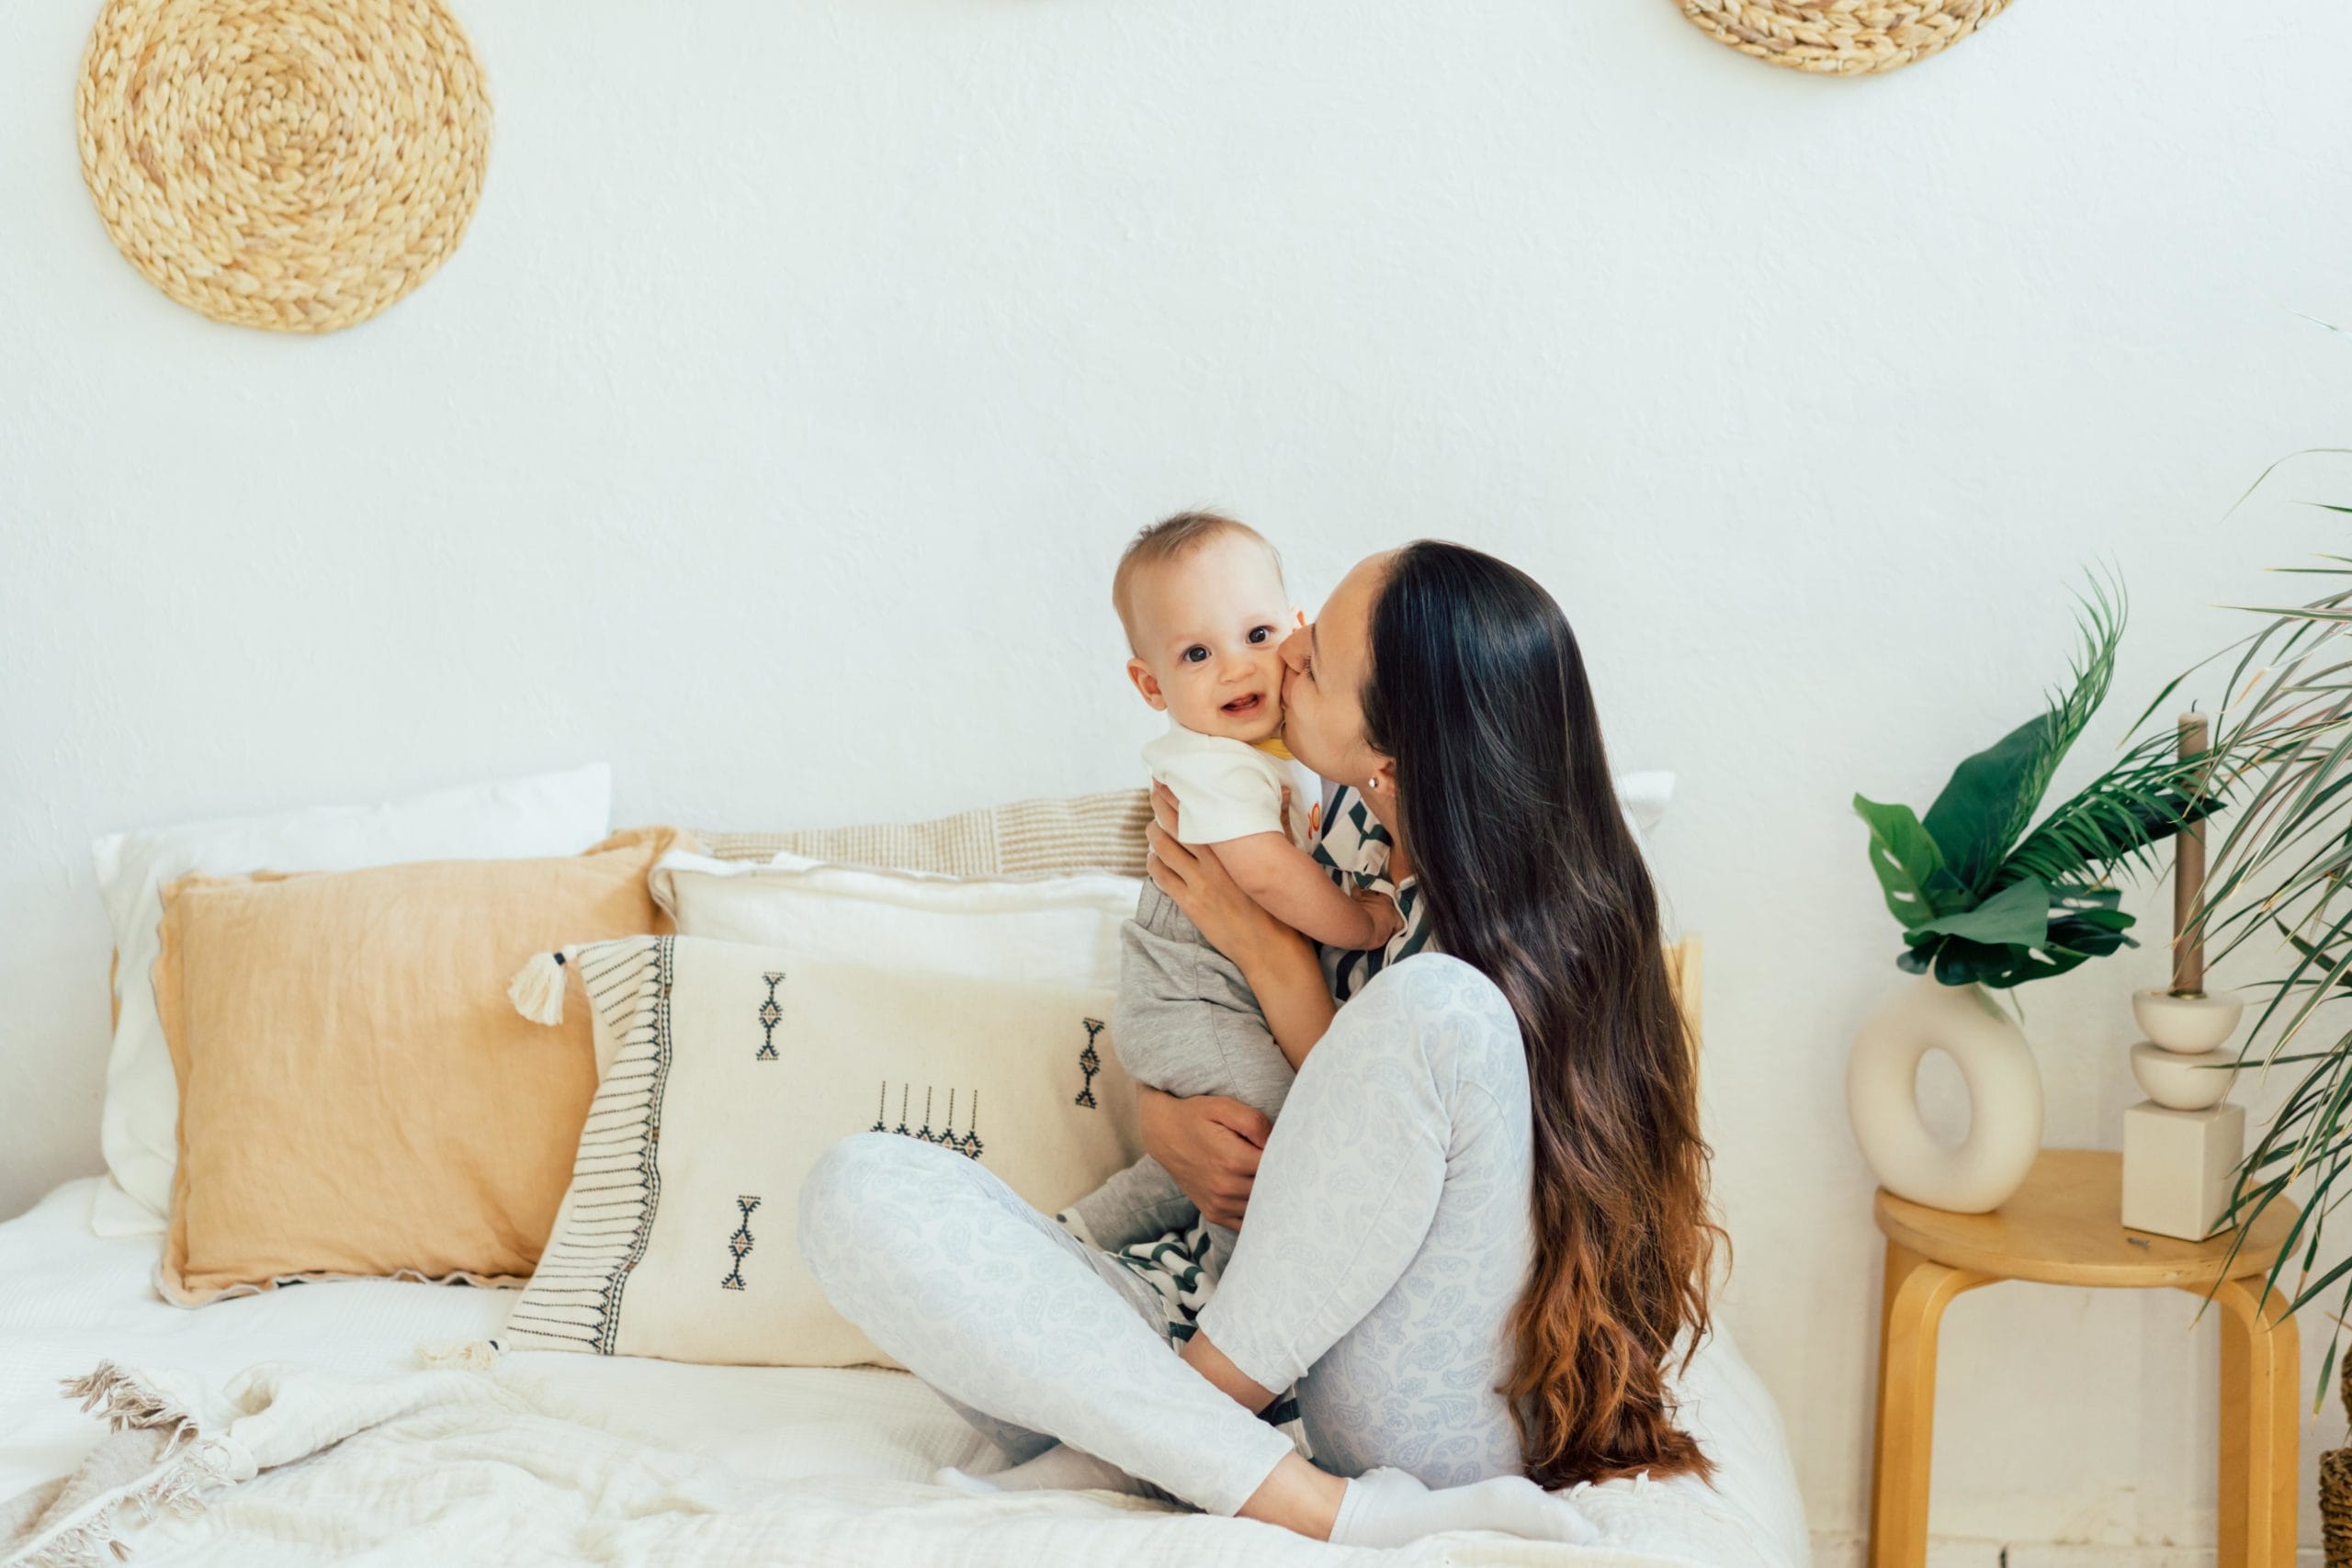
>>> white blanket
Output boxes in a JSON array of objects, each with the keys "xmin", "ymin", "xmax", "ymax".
[{"xmin": 0, "ymin": 1180, "xmax": 1810, "ymax": 1567}]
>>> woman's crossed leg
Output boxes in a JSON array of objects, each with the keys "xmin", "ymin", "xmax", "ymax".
[{"xmin": 797, "ymin": 953, "xmax": 1591, "ymax": 1544}]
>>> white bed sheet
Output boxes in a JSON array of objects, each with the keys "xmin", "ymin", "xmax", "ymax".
[
  {"xmin": 1, "ymin": 1179, "xmax": 1810, "ymax": 1564},
  {"xmin": 0, "ymin": 1179, "xmax": 993, "ymax": 1505}
]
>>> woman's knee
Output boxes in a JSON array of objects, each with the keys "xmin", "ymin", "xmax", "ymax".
[{"xmin": 797, "ymin": 1132, "xmax": 924, "ymax": 1274}]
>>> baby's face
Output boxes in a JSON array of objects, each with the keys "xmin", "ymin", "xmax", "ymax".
[{"xmin": 1126, "ymin": 533, "xmax": 1292, "ymax": 743}]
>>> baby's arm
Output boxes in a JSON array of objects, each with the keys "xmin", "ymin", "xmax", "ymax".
[{"xmin": 1211, "ymin": 833, "xmax": 1401, "ymax": 950}]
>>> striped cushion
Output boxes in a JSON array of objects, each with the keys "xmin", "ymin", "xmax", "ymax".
[{"xmin": 696, "ymin": 789, "xmax": 1150, "ymax": 880}]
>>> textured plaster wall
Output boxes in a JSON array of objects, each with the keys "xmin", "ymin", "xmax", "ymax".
[{"xmin": 6, "ymin": 0, "xmax": 2352, "ymax": 1553}]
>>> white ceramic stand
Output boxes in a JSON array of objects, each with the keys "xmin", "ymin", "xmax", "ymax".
[
  {"xmin": 2120, "ymin": 1100, "xmax": 2245, "ymax": 1240},
  {"xmin": 2120, "ymin": 988, "xmax": 2246, "ymax": 1239}
]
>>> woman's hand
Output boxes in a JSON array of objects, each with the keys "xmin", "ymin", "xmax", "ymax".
[
  {"xmin": 1136, "ymin": 1085, "xmax": 1269, "ymax": 1230},
  {"xmin": 1146, "ymin": 783, "xmax": 1289, "ymax": 964}
]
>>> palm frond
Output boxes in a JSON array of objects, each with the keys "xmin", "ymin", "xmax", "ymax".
[
  {"xmin": 2000, "ymin": 570, "xmax": 2128, "ymax": 863},
  {"xmin": 1998, "ymin": 728, "xmax": 2215, "ymax": 891}
]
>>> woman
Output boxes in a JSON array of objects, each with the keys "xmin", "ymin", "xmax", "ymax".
[{"xmin": 799, "ymin": 542, "xmax": 1718, "ymax": 1546}]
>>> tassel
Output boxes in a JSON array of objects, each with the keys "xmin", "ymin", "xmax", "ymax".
[
  {"xmin": 416, "ymin": 1338, "xmax": 500, "ymax": 1371},
  {"xmin": 508, "ymin": 946, "xmax": 577, "ymax": 1026}
]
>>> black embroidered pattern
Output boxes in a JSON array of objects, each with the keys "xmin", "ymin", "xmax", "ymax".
[
  {"xmin": 875, "ymin": 1079, "xmax": 982, "ymax": 1160},
  {"xmin": 756, "ymin": 971, "xmax": 786, "ymax": 1060},
  {"xmin": 1076, "ymin": 1017, "xmax": 1104, "ymax": 1109},
  {"xmin": 721, "ymin": 1194, "xmax": 760, "ymax": 1291}
]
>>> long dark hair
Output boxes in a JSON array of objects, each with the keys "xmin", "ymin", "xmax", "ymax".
[{"xmin": 1362, "ymin": 540, "xmax": 1720, "ymax": 1487}]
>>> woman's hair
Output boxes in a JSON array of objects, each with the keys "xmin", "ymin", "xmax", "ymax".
[{"xmin": 1362, "ymin": 540, "xmax": 1722, "ymax": 1488}]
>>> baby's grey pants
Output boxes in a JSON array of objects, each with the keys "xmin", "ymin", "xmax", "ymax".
[
  {"xmin": 1062, "ymin": 882, "xmax": 1303, "ymax": 1270},
  {"xmin": 797, "ymin": 953, "xmax": 1536, "ymax": 1515}
]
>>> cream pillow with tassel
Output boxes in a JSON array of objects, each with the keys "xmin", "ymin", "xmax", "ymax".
[{"xmin": 499, "ymin": 933, "xmax": 1136, "ymax": 1368}]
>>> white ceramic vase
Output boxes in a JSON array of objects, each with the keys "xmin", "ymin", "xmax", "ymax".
[{"xmin": 1847, "ymin": 977, "xmax": 2044, "ymax": 1213}]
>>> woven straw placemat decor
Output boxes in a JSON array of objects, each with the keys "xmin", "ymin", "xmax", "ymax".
[
  {"xmin": 76, "ymin": 0, "xmax": 492, "ymax": 333},
  {"xmin": 1674, "ymin": 0, "xmax": 2010, "ymax": 75}
]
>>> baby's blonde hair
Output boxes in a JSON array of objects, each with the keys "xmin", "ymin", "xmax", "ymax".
[{"xmin": 1113, "ymin": 510, "xmax": 1283, "ymax": 652}]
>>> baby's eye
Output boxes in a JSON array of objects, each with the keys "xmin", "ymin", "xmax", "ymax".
[
  {"xmin": 1182, "ymin": 646, "xmax": 1209, "ymax": 664},
  {"xmin": 1248, "ymin": 626, "xmax": 1275, "ymax": 645}
]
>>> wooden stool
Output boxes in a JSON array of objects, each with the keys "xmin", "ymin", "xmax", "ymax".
[{"xmin": 1868, "ymin": 1148, "xmax": 2301, "ymax": 1568}]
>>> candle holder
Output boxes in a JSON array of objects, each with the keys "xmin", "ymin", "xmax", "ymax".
[{"xmin": 2120, "ymin": 713, "xmax": 2246, "ymax": 1240}]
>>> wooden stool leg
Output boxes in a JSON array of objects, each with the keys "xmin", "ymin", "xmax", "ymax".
[
  {"xmin": 1869, "ymin": 1240, "xmax": 1990, "ymax": 1568},
  {"xmin": 2203, "ymin": 1273, "xmax": 2299, "ymax": 1568}
]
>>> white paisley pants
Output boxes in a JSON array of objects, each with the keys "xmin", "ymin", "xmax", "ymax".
[{"xmin": 797, "ymin": 953, "xmax": 1535, "ymax": 1516}]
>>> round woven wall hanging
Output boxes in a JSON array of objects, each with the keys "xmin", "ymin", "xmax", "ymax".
[
  {"xmin": 1674, "ymin": 0, "xmax": 2011, "ymax": 75},
  {"xmin": 76, "ymin": 0, "xmax": 492, "ymax": 333}
]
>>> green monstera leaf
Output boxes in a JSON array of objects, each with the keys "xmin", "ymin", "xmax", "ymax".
[
  {"xmin": 1852, "ymin": 794, "xmax": 1972, "ymax": 929},
  {"xmin": 1895, "ymin": 880, "xmax": 2140, "ymax": 990},
  {"xmin": 1903, "ymin": 875, "xmax": 2052, "ymax": 948},
  {"xmin": 1921, "ymin": 714, "xmax": 2055, "ymax": 897}
]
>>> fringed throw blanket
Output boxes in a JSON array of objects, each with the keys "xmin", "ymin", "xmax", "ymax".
[
  {"xmin": 0, "ymin": 1366, "xmax": 246, "ymax": 1566},
  {"xmin": 2, "ymin": 1356, "xmax": 1771, "ymax": 1568}
]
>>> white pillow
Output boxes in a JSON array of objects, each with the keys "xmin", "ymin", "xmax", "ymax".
[
  {"xmin": 89, "ymin": 762, "xmax": 615, "ymax": 1237},
  {"xmin": 1614, "ymin": 770, "xmax": 1675, "ymax": 840},
  {"xmin": 650, "ymin": 851, "xmax": 1140, "ymax": 997},
  {"xmin": 500, "ymin": 934, "xmax": 1136, "ymax": 1368}
]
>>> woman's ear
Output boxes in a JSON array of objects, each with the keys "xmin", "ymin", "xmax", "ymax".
[
  {"xmin": 1127, "ymin": 658, "xmax": 1167, "ymax": 712},
  {"xmin": 1365, "ymin": 754, "xmax": 1398, "ymax": 798}
]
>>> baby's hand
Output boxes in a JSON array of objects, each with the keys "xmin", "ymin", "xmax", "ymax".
[{"xmin": 1351, "ymin": 887, "xmax": 1404, "ymax": 949}]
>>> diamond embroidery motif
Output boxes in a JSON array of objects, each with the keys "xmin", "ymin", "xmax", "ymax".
[
  {"xmin": 721, "ymin": 1195, "xmax": 761, "ymax": 1291},
  {"xmin": 756, "ymin": 971, "xmax": 786, "ymax": 1061},
  {"xmin": 1077, "ymin": 1017, "xmax": 1104, "ymax": 1109}
]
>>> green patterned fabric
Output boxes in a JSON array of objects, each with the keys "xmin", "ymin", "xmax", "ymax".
[
  {"xmin": 1314, "ymin": 784, "xmax": 1435, "ymax": 1001},
  {"xmin": 1109, "ymin": 1217, "xmax": 1310, "ymax": 1452}
]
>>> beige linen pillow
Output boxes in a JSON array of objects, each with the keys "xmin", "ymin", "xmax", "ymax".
[
  {"xmin": 500, "ymin": 933, "xmax": 1137, "ymax": 1367},
  {"xmin": 154, "ymin": 827, "xmax": 687, "ymax": 1306},
  {"xmin": 695, "ymin": 787, "xmax": 1151, "ymax": 878}
]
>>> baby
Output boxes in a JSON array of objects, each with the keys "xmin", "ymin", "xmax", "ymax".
[{"xmin": 1061, "ymin": 512, "xmax": 1397, "ymax": 1273}]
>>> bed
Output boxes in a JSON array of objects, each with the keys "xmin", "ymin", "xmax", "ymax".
[{"xmin": 1, "ymin": 1176, "xmax": 1811, "ymax": 1566}]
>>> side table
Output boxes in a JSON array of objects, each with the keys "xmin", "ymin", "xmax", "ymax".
[{"xmin": 1869, "ymin": 1148, "xmax": 2301, "ymax": 1568}]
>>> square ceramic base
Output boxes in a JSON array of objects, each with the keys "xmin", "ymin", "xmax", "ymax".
[{"xmin": 2120, "ymin": 1100, "xmax": 2245, "ymax": 1241}]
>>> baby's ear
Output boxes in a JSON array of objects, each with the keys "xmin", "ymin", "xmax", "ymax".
[{"xmin": 1127, "ymin": 658, "xmax": 1167, "ymax": 712}]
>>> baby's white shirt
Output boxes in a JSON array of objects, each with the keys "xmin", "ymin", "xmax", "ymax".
[{"xmin": 1143, "ymin": 720, "xmax": 1311, "ymax": 849}]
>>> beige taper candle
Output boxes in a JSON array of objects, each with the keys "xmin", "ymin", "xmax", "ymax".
[{"xmin": 2172, "ymin": 712, "xmax": 2211, "ymax": 997}]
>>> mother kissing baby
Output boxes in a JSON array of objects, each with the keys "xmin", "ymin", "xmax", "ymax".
[{"xmin": 801, "ymin": 516, "xmax": 1720, "ymax": 1548}]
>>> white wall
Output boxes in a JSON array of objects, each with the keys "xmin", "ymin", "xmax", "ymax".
[{"xmin": 6, "ymin": 0, "xmax": 2352, "ymax": 1555}]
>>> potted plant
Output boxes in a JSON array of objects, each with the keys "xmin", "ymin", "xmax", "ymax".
[
  {"xmin": 2149, "ymin": 548, "xmax": 2352, "ymax": 1337},
  {"xmin": 1849, "ymin": 576, "xmax": 2233, "ymax": 1212}
]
